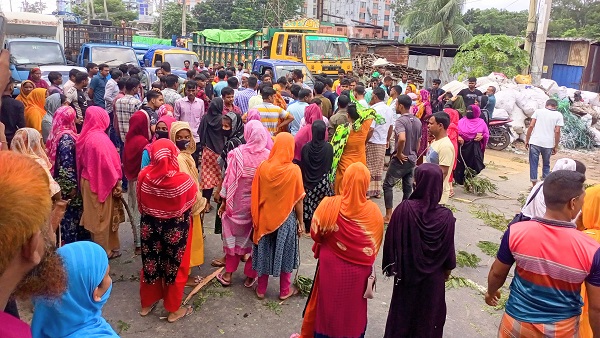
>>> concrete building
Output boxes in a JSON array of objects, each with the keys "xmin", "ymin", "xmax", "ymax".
[{"xmin": 302, "ymin": 0, "xmax": 403, "ymax": 40}]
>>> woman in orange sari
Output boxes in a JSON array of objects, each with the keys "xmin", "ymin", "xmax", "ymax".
[
  {"xmin": 578, "ymin": 184, "xmax": 600, "ymax": 338},
  {"xmin": 24, "ymin": 88, "xmax": 48, "ymax": 133},
  {"xmin": 301, "ymin": 162, "xmax": 384, "ymax": 338},
  {"xmin": 251, "ymin": 133, "xmax": 305, "ymax": 300},
  {"xmin": 15, "ymin": 80, "xmax": 36, "ymax": 107},
  {"xmin": 333, "ymin": 104, "xmax": 373, "ymax": 194}
]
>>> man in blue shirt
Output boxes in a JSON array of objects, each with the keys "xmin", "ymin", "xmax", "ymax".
[
  {"xmin": 88, "ymin": 63, "xmax": 110, "ymax": 108},
  {"xmin": 486, "ymin": 85, "xmax": 497, "ymax": 118},
  {"xmin": 288, "ymin": 88, "xmax": 312, "ymax": 136},
  {"xmin": 213, "ymin": 70, "xmax": 228, "ymax": 97}
]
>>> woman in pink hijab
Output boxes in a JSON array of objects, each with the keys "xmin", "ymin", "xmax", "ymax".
[
  {"xmin": 76, "ymin": 106, "xmax": 125, "ymax": 258},
  {"xmin": 246, "ymin": 108, "xmax": 274, "ymax": 150},
  {"xmin": 293, "ymin": 103, "xmax": 324, "ymax": 162},
  {"xmin": 454, "ymin": 104, "xmax": 489, "ymax": 186}
]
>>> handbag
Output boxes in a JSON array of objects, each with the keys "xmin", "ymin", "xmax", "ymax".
[
  {"xmin": 509, "ymin": 184, "xmax": 543, "ymax": 227},
  {"xmin": 363, "ymin": 265, "xmax": 377, "ymax": 299}
]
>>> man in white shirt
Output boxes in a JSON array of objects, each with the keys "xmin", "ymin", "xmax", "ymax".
[
  {"xmin": 525, "ymin": 99, "xmax": 564, "ymax": 187},
  {"xmin": 103, "ymin": 69, "xmax": 122, "ymax": 116},
  {"xmin": 366, "ymin": 87, "xmax": 394, "ymax": 198},
  {"xmin": 398, "ymin": 73, "xmax": 409, "ymax": 95}
]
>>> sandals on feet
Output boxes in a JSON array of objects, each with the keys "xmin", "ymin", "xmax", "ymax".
[
  {"xmin": 167, "ymin": 306, "xmax": 194, "ymax": 323},
  {"xmin": 211, "ymin": 259, "xmax": 225, "ymax": 267},
  {"xmin": 139, "ymin": 301, "xmax": 159, "ymax": 317},
  {"xmin": 279, "ymin": 287, "xmax": 299, "ymax": 301},
  {"xmin": 108, "ymin": 251, "xmax": 122, "ymax": 260},
  {"xmin": 186, "ymin": 275, "xmax": 204, "ymax": 287},
  {"xmin": 244, "ymin": 277, "xmax": 258, "ymax": 288},
  {"xmin": 216, "ymin": 273, "xmax": 231, "ymax": 287},
  {"xmin": 256, "ymin": 289, "xmax": 265, "ymax": 300}
]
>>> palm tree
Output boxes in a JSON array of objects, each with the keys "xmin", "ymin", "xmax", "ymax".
[{"xmin": 402, "ymin": 0, "xmax": 472, "ymax": 44}]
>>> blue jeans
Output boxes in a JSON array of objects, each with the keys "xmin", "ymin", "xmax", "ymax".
[{"xmin": 529, "ymin": 144, "xmax": 552, "ymax": 182}]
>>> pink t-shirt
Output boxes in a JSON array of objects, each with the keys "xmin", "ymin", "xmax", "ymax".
[{"xmin": 0, "ymin": 312, "xmax": 32, "ymax": 338}]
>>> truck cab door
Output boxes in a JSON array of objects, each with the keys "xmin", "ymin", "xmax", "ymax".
[
  {"xmin": 81, "ymin": 46, "xmax": 90, "ymax": 67},
  {"xmin": 271, "ymin": 34, "xmax": 285, "ymax": 59}
]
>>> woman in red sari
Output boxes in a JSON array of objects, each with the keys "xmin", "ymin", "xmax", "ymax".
[
  {"xmin": 137, "ymin": 139, "xmax": 198, "ymax": 323},
  {"xmin": 443, "ymin": 104, "xmax": 460, "ymax": 197},
  {"xmin": 301, "ymin": 162, "xmax": 384, "ymax": 338}
]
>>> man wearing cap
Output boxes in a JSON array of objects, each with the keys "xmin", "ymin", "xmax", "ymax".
[{"xmin": 457, "ymin": 77, "xmax": 484, "ymax": 107}]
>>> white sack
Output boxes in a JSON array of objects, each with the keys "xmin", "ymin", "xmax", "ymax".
[
  {"xmin": 442, "ymin": 80, "xmax": 467, "ymax": 95},
  {"xmin": 492, "ymin": 108, "xmax": 509, "ymax": 120},
  {"xmin": 509, "ymin": 106, "xmax": 527, "ymax": 135},
  {"xmin": 515, "ymin": 85, "xmax": 549, "ymax": 117},
  {"xmin": 540, "ymin": 79, "xmax": 558, "ymax": 92}
]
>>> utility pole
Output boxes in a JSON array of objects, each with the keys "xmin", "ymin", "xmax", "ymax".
[
  {"xmin": 158, "ymin": 0, "xmax": 163, "ymax": 38},
  {"xmin": 316, "ymin": 0, "xmax": 323, "ymax": 22},
  {"xmin": 103, "ymin": 0, "xmax": 108, "ymax": 19},
  {"xmin": 531, "ymin": 0, "xmax": 552, "ymax": 85},
  {"xmin": 522, "ymin": 0, "xmax": 537, "ymax": 74},
  {"xmin": 89, "ymin": 0, "xmax": 95, "ymax": 20},
  {"xmin": 181, "ymin": 0, "xmax": 186, "ymax": 37},
  {"xmin": 86, "ymin": 0, "xmax": 91, "ymax": 23}
]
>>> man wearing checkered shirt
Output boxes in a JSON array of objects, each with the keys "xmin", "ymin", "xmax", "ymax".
[{"xmin": 115, "ymin": 77, "xmax": 142, "ymax": 142}]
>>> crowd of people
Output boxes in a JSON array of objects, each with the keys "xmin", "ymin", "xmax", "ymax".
[{"xmin": 1, "ymin": 44, "xmax": 600, "ymax": 338}]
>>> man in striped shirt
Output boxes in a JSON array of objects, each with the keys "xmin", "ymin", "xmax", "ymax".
[
  {"xmin": 486, "ymin": 170, "xmax": 600, "ymax": 336},
  {"xmin": 251, "ymin": 86, "xmax": 293, "ymax": 135}
]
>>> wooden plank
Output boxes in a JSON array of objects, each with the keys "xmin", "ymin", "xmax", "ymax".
[{"xmin": 182, "ymin": 267, "xmax": 224, "ymax": 305}]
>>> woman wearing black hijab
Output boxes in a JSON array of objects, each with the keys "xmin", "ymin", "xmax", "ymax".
[
  {"xmin": 300, "ymin": 120, "xmax": 334, "ymax": 234},
  {"xmin": 382, "ymin": 163, "xmax": 456, "ymax": 338},
  {"xmin": 198, "ymin": 98, "xmax": 225, "ymax": 211}
]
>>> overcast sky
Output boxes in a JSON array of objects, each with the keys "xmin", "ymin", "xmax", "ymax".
[{"xmin": 0, "ymin": 0, "xmax": 530, "ymax": 17}]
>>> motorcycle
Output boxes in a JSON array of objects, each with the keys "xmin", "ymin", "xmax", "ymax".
[{"xmin": 488, "ymin": 118, "xmax": 514, "ymax": 151}]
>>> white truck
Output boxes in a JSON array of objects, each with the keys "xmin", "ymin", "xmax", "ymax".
[{"xmin": 4, "ymin": 12, "xmax": 70, "ymax": 93}]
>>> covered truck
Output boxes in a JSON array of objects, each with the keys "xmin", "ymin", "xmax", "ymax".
[
  {"xmin": 192, "ymin": 18, "xmax": 352, "ymax": 76},
  {"xmin": 4, "ymin": 12, "xmax": 68, "ymax": 92},
  {"xmin": 63, "ymin": 21, "xmax": 138, "ymax": 68}
]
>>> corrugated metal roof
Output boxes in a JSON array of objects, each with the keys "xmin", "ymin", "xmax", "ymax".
[
  {"xmin": 348, "ymin": 38, "xmax": 405, "ymax": 46},
  {"xmin": 547, "ymin": 37, "xmax": 599, "ymax": 44}
]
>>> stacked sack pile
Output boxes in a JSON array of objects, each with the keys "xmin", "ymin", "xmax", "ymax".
[{"xmin": 442, "ymin": 73, "xmax": 600, "ymax": 149}]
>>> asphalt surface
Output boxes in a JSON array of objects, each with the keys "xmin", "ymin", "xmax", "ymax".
[{"xmin": 18, "ymin": 147, "xmax": 600, "ymax": 337}]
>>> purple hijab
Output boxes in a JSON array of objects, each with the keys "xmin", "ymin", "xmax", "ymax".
[
  {"xmin": 382, "ymin": 163, "xmax": 456, "ymax": 284},
  {"xmin": 458, "ymin": 105, "xmax": 489, "ymax": 151}
]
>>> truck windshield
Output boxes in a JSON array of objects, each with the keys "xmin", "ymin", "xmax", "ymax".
[
  {"xmin": 92, "ymin": 47, "xmax": 138, "ymax": 66},
  {"xmin": 275, "ymin": 65, "xmax": 315, "ymax": 88},
  {"xmin": 164, "ymin": 53, "xmax": 200, "ymax": 69},
  {"xmin": 9, "ymin": 41, "xmax": 65, "ymax": 66},
  {"xmin": 305, "ymin": 36, "xmax": 351, "ymax": 61}
]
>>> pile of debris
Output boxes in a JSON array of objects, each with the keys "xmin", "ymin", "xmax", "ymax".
[
  {"xmin": 353, "ymin": 53, "xmax": 424, "ymax": 84},
  {"xmin": 442, "ymin": 73, "xmax": 600, "ymax": 150}
]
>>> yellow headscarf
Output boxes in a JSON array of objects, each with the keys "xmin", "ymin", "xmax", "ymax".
[
  {"xmin": 169, "ymin": 121, "xmax": 205, "ymax": 214},
  {"xmin": 24, "ymin": 88, "xmax": 47, "ymax": 133},
  {"xmin": 15, "ymin": 80, "xmax": 36, "ymax": 107}
]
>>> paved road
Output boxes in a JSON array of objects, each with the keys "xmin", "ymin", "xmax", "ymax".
[{"xmin": 20, "ymin": 148, "xmax": 598, "ymax": 337}]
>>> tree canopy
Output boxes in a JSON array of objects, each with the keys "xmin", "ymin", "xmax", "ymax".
[
  {"xmin": 462, "ymin": 9, "xmax": 528, "ymax": 37},
  {"xmin": 72, "ymin": 0, "xmax": 138, "ymax": 24},
  {"xmin": 152, "ymin": 2, "xmax": 198, "ymax": 38},
  {"xmin": 450, "ymin": 34, "xmax": 529, "ymax": 79},
  {"xmin": 192, "ymin": 0, "xmax": 303, "ymax": 30},
  {"xmin": 393, "ymin": 0, "xmax": 471, "ymax": 44},
  {"xmin": 549, "ymin": 0, "xmax": 600, "ymax": 39},
  {"xmin": 20, "ymin": 0, "xmax": 46, "ymax": 13}
]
